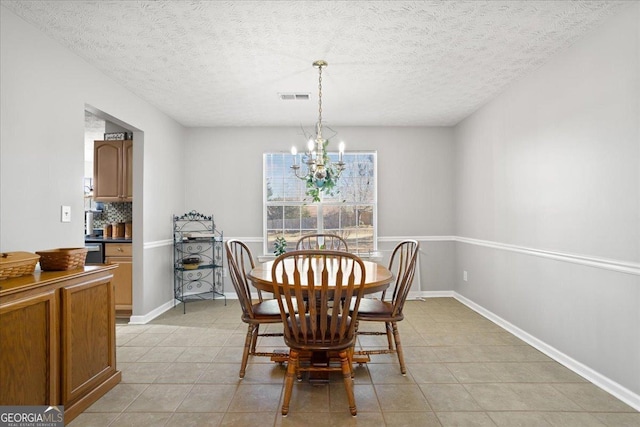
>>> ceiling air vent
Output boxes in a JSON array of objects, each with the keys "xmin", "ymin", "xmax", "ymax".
[{"xmin": 279, "ymin": 93, "xmax": 310, "ymax": 101}]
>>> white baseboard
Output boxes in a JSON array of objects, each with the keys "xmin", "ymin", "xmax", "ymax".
[
  {"xmin": 128, "ymin": 299, "xmax": 177, "ymax": 324},
  {"xmin": 453, "ymin": 292, "xmax": 640, "ymax": 412},
  {"xmin": 409, "ymin": 290, "xmax": 455, "ymax": 300}
]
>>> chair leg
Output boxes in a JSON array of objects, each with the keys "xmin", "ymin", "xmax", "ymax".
[
  {"xmin": 239, "ymin": 324, "xmax": 254, "ymax": 379},
  {"xmin": 348, "ymin": 345, "xmax": 355, "ymax": 378},
  {"xmin": 391, "ymin": 322, "xmax": 406, "ymax": 375},
  {"xmin": 385, "ymin": 322, "xmax": 394, "ymax": 350},
  {"xmin": 250, "ymin": 324, "xmax": 260, "ymax": 353},
  {"xmin": 339, "ymin": 350, "xmax": 357, "ymax": 416},
  {"xmin": 282, "ymin": 349, "xmax": 299, "ymax": 416}
]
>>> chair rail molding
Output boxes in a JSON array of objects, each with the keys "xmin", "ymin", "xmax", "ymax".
[
  {"xmin": 379, "ymin": 236, "xmax": 456, "ymax": 242},
  {"xmin": 206, "ymin": 235, "xmax": 640, "ymax": 276},
  {"xmin": 143, "ymin": 239, "xmax": 173, "ymax": 249},
  {"xmin": 455, "ymin": 236, "xmax": 640, "ymax": 276}
]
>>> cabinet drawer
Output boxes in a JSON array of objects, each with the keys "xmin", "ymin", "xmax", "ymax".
[{"xmin": 105, "ymin": 243, "xmax": 132, "ymax": 257}]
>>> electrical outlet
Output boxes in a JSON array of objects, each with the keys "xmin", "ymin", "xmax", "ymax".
[
  {"xmin": 61, "ymin": 205, "xmax": 71, "ymax": 222},
  {"xmin": 463, "ymin": 270, "xmax": 468, "ymax": 282}
]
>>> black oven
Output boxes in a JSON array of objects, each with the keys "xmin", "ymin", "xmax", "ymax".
[{"xmin": 85, "ymin": 243, "xmax": 104, "ymax": 264}]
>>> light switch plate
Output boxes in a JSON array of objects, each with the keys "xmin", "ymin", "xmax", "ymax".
[{"xmin": 61, "ymin": 205, "xmax": 71, "ymax": 222}]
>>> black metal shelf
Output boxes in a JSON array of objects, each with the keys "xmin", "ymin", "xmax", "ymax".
[{"xmin": 173, "ymin": 210, "xmax": 225, "ymax": 313}]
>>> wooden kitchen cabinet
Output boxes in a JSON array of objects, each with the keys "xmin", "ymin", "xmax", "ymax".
[
  {"xmin": 0, "ymin": 266, "xmax": 121, "ymax": 423},
  {"xmin": 93, "ymin": 139, "xmax": 133, "ymax": 202},
  {"xmin": 105, "ymin": 242, "xmax": 132, "ymax": 317}
]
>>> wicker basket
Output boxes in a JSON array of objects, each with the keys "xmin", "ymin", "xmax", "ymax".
[
  {"xmin": 36, "ymin": 247, "xmax": 88, "ymax": 271},
  {"xmin": 0, "ymin": 252, "xmax": 40, "ymax": 280}
]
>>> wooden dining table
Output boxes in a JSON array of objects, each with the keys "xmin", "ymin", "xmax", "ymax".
[
  {"xmin": 248, "ymin": 256, "xmax": 393, "ymax": 295},
  {"xmin": 247, "ymin": 255, "xmax": 394, "ymax": 380}
]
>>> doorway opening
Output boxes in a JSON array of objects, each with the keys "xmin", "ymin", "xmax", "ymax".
[{"xmin": 84, "ymin": 105, "xmax": 141, "ymax": 321}]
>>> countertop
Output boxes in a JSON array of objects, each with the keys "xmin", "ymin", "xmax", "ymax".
[
  {"xmin": 85, "ymin": 236, "xmax": 132, "ymax": 244},
  {"xmin": 0, "ymin": 265, "xmax": 118, "ymax": 295}
]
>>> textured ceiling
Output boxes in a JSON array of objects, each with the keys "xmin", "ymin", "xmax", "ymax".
[{"xmin": 1, "ymin": 1, "xmax": 628, "ymax": 127}]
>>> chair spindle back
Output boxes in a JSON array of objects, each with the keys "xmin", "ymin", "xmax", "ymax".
[
  {"xmin": 271, "ymin": 250, "xmax": 366, "ymax": 349},
  {"xmin": 296, "ymin": 233, "xmax": 349, "ymax": 252}
]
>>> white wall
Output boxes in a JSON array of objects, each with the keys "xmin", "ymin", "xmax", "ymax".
[
  {"xmin": 0, "ymin": 6, "xmax": 186, "ymax": 316},
  {"xmin": 185, "ymin": 126, "xmax": 455, "ymax": 236},
  {"xmin": 184, "ymin": 126, "xmax": 456, "ymax": 292},
  {"xmin": 454, "ymin": 2, "xmax": 640, "ymax": 405}
]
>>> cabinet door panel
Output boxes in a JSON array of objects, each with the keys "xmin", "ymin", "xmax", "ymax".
[
  {"xmin": 0, "ymin": 290, "xmax": 58, "ymax": 405},
  {"xmin": 106, "ymin": 256, "xmax": 133, "ymax": 307},
  {"xmin": 94, "ymin": 141, "xmax": 123, "ymax": 201},
  {"xmin": 61, "ymin": 276, "xmax": 116, "ymax": 405}
]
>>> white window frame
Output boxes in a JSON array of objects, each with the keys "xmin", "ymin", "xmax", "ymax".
[{"xmin": 263, "ymin": 151, "xmax": 377, "ymax": 256}]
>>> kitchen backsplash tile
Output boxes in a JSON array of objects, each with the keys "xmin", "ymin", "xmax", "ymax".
[{"xmin": 92, "ymin": 202, "xmax": 132, "ymax": 228}]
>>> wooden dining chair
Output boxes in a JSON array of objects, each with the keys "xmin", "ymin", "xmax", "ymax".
[
  {"xmin": 271, "ymin": 250, "xmax": 367, "ymax": 416},
  {"xmin": 352, "ymin": 240, "xmax": 419, "ymax": 375},
  {"xmin": 225, "ymin": 239, "xmax": 284, "ymax": 379},
  {"xmin": 296, "ymin": 233, "xmax": 349, "ymax": 252}
]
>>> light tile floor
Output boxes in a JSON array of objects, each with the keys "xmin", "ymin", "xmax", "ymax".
[{"xmin": 69, "ymin": 298, "xmax": 639, "ymax": 426}]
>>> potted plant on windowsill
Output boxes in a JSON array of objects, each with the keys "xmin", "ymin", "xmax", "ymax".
[{"xmin": 273, "ymin": 236, "xmax": 287, "ymax": 257}]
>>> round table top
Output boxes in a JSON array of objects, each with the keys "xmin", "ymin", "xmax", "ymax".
[{"xmin": 248, "ymin": 256, "xmax": 393, "ymax": 295}]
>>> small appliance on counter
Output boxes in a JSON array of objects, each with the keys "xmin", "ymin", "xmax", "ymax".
[{"xmin": 85, "ymin": 211, "xmax": 94, "ymax": 236}]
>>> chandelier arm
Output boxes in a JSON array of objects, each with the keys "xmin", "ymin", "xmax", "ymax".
[{"xmin": 291, "ymin": 166, "xmax": 309, "ymax": 181}]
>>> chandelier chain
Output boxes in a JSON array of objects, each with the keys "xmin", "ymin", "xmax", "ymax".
[{"xmin": 317, "ymin": 64, "xmax": 323, "ymax": 138}]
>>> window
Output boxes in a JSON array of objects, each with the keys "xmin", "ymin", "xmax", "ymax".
[{"xmin": 264, "ymin": 151, "xmax": 377, "ymax": 255}]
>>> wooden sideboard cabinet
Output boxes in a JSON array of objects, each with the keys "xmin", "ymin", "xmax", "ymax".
[
  {"xmin": 93, "ymin": 139, "xmax": 133, "ymax": 202},
  {"xmin": 0, "ymin": 289, "xmax": 59, "ymax": 405},
  {"xmin": 105, "ymin": 242, "xmax": 132, "ymax": 317},
  {"xmin": 0, "ymin": 266, "xmax": 121, "ymax": 424}
]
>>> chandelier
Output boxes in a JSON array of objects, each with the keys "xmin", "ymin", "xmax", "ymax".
[{"xmin": 290, "ymin": 60, "xmax": 346, "ymax": 202}]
